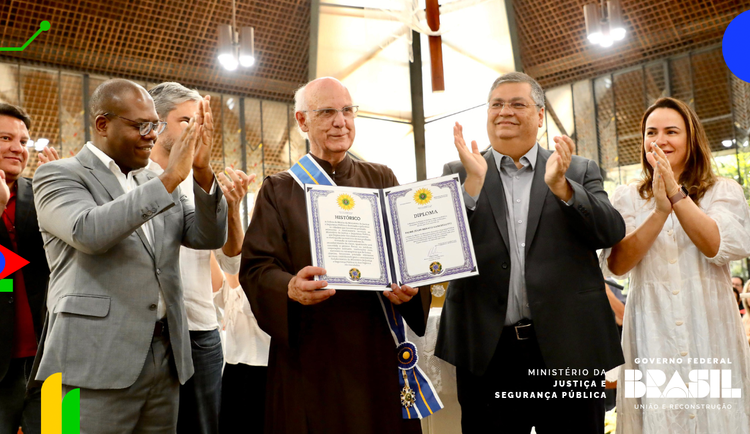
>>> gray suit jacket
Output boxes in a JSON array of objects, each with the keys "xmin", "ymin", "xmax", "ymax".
[{"xmin": 32, "ymin": 146, "xmax": 228, "ymax": 389}]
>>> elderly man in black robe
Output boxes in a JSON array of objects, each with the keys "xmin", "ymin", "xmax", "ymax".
[{"xmin": 240, "ymin": 77, "xmax": 431, "ymax": 434}]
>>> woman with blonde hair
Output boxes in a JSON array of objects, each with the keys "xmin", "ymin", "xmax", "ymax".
[{"xmin": 602, "ymin": 97, "xmax": 750, "ymax": 433}]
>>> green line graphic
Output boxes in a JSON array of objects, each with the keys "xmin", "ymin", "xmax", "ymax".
[
  {"xmin": 0, "ymin": 279, "xmax": 11, "ymax": 292},
  {"xmin": 62, "ymin": 387, "xmax": 81, "ymax": 434},
  {"xmin": 0, "ymin": 21, "xmax": 51, "ymax": 52}
]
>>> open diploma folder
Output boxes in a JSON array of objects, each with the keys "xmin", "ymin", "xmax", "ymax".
[{"xmin": 305, "ymin": 174, "xmax": 479, "ymax": 290}]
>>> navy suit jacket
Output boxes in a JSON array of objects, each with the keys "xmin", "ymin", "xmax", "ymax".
[
  {"xmin": 435, "ymin": 146, "xmax": 626, "ymax": 377},
  {"xmin": 0, "ymin": 177, "xmax": 50, "ymax": 381}
]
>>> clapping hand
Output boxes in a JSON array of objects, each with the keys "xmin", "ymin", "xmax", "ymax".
[
  {"xmin": 193, "ymin": 96, "xmax": 213, "ymax": 172},
  {"xmin": 646, "ymin": 142, "xmax": 679, "ymax": 197},
  {"xmin": 453, "ymin": 122, "xmax": 487, "ymax": 197},
  {"xmin": 37, "ymin": 146, "xmax": 59, "ymax": 165},
  {"xmin": 646, "ymin": 142, "xmax": 677, "ymax": 214},
  {"xmin": 219, "ymin": 168, "xmax": 255, "ymax": 209},
  {"xmin": 160, "ymin": 117, "xmax": 201, "ymax": 193},
  {"xmin": 545, "ymin": 135, "xmax": 575, "ymax": 201},
  {"xmin": 0, "ymin": 170, "xmax": 9, "ymax": 212}
]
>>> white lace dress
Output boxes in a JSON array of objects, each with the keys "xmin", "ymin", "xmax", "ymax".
[{"xmin": 602, "ymin": 178, "xmax": 750, "ymax": 434}]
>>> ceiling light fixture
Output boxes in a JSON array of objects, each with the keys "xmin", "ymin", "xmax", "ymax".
[
  {"xmin": 217, "ymin": 0, "xmax": 255, "ymax": 71},
  {"xmin": 584, "ymin": 0, "xmax": 627, "ymax": 48}
]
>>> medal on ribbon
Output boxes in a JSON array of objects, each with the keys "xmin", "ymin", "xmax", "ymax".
[{"xmin": 379, "ymin": 294, "xmax": 444, "ymax": 419}]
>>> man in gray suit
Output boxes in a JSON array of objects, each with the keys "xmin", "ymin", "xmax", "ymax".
[{"xmin": 32, "ymin": 79, "xmax": 228, "ymax": 433}]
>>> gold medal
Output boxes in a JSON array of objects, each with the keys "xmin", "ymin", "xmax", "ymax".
[
  {"xmin": 400, "ymin": 371, "xmax": 416, "ymax": 408},
  {"xmin": 430, "ymin": 283, "xmax": 446, "ymax": 297}
]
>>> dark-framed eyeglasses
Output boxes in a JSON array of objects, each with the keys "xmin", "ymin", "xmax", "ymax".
[
  {"xmin": 303, "ymin": 105, "xmax": 359, "ymax": 120},
  {"xmin": 103, "ymin": 113, "xmax": 167, "ymax": 136},
  {"xmin": 487, "ymin": 101, "xmax": 541, "ymax": 113}
]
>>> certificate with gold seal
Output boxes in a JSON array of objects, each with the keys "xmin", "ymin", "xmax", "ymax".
[{"xmin": 305, "ymin": 174, "xmax": 478, "ymax": 290}]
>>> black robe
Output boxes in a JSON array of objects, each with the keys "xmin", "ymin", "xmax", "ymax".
[{"xmin": 240, "ymin": 154, "xmax": 431, "ymax": 434}]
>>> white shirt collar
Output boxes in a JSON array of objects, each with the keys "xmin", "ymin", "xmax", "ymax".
[{"xmin": 85, "ymin": 142, "xmax": 155, "ymax": 177}]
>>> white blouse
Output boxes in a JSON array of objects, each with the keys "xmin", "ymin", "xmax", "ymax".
[
  {"xmin": 602, "ymin": 178, "xmax": 750, "ymax": 434},
  {"xmin": 214, "ymin": 280, "xmax": 271, "ymax": 367}
]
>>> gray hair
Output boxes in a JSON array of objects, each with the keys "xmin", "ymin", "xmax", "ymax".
[
  {"xmin": 487, "ymin": 72, "xmax": 545, "ymax": 108},
  {"xmin": 294, "ymin": 84, "xmax": 308, "ymax": 115},
  {"xmin": 148, "ymin": 82, "xmax": 202, "ymax": 119}
]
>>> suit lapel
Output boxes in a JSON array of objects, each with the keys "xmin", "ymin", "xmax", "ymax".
[
  {"xmin": 77, "ymin": 146, "xmax": 155, "ymax": 260},
  {"xmin": 14, "ymin": 178, "xmax": 33, "ymax": 235},
  {"xmin": 525, "ymin": 146, "xmax": 552, "ymax": 256},
  {"xmin": 77, "ymin": 146, "xmax": 126, "ymax": 202},
  {"xmin": 137, "ymin": 171, "xmax": 164, "ymax": 263},
  {"xmin": 482, "ymin": 151, "xmax": 511, "ymax": 253}
]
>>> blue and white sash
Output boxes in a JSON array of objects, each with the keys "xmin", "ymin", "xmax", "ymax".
[
  {"xmin": 289, "ymin": 154, "xmax": 444, "ymax": 419},
  {"xmin": 288, "ymin": 154, "xmax": 334, "ymax": 187}
]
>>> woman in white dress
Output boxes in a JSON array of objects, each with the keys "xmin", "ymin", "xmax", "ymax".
[{"xmin": 603, "ymin": 97, "xmax": 750, "ymax": 434}]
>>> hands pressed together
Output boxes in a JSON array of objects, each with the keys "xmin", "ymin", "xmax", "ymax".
[
  {"xmin": 646, "ymin": 141, "xmax": 680, "ymax": 215},
  {"xmin": 160, "ymin": 95, "xmax": 213, "ymax": 193}
]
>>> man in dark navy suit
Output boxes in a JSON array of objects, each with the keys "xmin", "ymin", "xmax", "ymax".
[
  {"xmin": 0, "ymin": 103, "xmax": 50, "ymax": 434},
  {"xmin": 436, "ymin": 73, "xmax": 625, "ymax": 434}
]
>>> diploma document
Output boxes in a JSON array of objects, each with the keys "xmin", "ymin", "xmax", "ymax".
[{"xmin": 306, "ymin": 174, "xmax": 478, "ymax": 290}]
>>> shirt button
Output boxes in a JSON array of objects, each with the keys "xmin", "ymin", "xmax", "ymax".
[
  {"xmin": 516, "ymin": 199, "xmax": 521, "ymax": 203},
  {"xmin": 517, "ymin": 220, "xmax": 522, "ymax": 224},
  {"xmin": 521, "ymin": 243, "xmax": 526, "ymax": 247},
  {"xmin": 149, "ymin": 304, "xmax": 157, "ymax": 311},
  {"xmin": 7, "ymin": 296, "xmax": 13, "ymax": 304},
  {"xmin": 681, "ymin": 351, "xmax": 688, "ymax": 356},
  {"xmin": 669, "ymin": 258, "xmax": 677, "ymax": 264},
  {"xmin": 501, "ymin": 262, "xmax": 509, "ymax": 270},
  {"xmin": 667, "ymin": 230, "xmax": 674, "ymax": 236},
  {"xmin": 672, "ymin": 290, "xmax": 680, "ymax": 295},
  {"xmin": 156, "ymin": 268, "xmax": 161, "ymax": 275},
  {"xmin": 676, "ymin": 320, "xmax": 683, "ymax": 326},
  {"xmin": 689, "ymin": 414, "xmax": 695, "ymax": 419}
]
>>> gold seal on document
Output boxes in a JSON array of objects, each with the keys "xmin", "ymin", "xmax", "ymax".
[
  {"xmin": 348, "ymin": 268, "xmax": 362, "ymax": 281},
  {"xmin": 337, "ymin": 194, "xmax": 355, "ymax": 210},
  {"xmin": 413, "ymin": 188, "xmax": 433, "ymax": 205}
]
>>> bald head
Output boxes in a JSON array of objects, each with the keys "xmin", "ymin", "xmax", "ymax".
[
  {"xmin": 89, "ymin": 79, "xmax": 161, "ymax": 174},
  {"xmin": 90, "ymin": 79, "xmax": 152, "ymax": 124},
  {"xmin": 294, "ymin": 77, "xmax": 351, "ymax": 115},
  {"xmin": 294, "ymin": 77, "xmax": 356, "ymax": 166}
]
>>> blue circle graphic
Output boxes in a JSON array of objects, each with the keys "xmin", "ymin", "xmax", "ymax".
[{"xmin": 723, "ymin": 10, "xmax": 750, "ymax": 83}]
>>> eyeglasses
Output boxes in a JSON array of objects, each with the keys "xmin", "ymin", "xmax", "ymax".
[
  {"xmin": 103, "ymin": 113, "xmax": 167, "ymax": 136},
  {"xmin": 304, "ymin": 105, "xmax": 359, "ymax": 119},
  {"xmin": 487, "ymin": 101, "xmax": 541, "ymax": 113}
]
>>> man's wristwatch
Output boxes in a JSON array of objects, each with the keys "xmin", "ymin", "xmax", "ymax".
[{"xmin": 669, "ymin": 185, "xmax": 688, "ymax": 205}]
